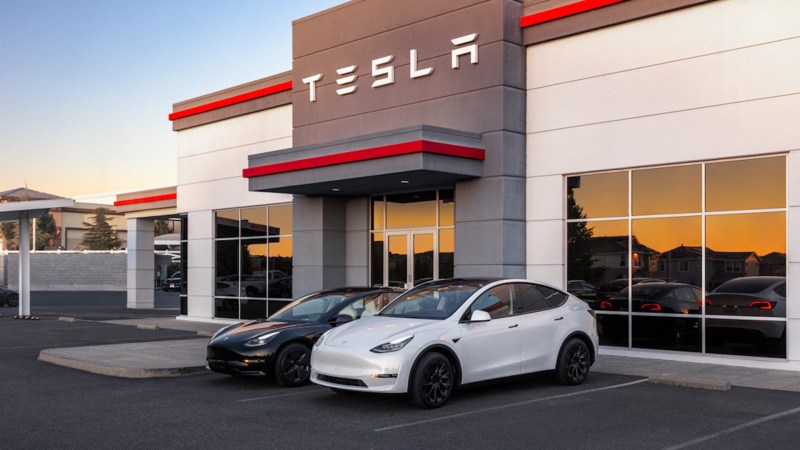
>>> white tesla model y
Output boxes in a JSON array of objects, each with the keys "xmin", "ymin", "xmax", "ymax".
[{"xmin": 311, "ymin": 278, "xmax": 599, "ymax": 408}]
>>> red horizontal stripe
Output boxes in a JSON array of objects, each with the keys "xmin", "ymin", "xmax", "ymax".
[
  {"xmin": 114, "ymin": 193, "xmax": 177, "ymax": 207},
  {"xmin": 169, "ymin": 81, "xmax": 292, "ymax": 121},
  {"xmin": 520, "ymin": 0, "xmax": 627, "ymax": 28},
  {"xmin": 243, "ymin": 140, "xmax": 485, "ymax": 178}
]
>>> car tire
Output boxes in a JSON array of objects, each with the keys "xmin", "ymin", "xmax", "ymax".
[
  {"xmin": 274, "ymin": 343, "xmax": 311, "ymax": 387},
  {"xmin": 409, "ymin": 352, "xmax": 454, "ymax": 409},
  {"xmin": 555, "ymin": 338, "xmax": 591, "ymax": 386},
  {"xmin": 7, "ymin": 293, "xmax": 19, "ymax": 308}
]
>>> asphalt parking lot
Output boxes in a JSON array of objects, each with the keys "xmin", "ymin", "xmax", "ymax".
[{"xmin": 2, "ymin": 294, "xmax": 800, "ymax": 449}]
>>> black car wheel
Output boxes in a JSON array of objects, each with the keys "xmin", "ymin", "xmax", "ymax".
[
  {"xmin": 409, "ymin": 352, "xmax": 454, "ymax": 409},
  {"xmin": 274, "ymin": 343, "xmax": 311, "ymax": 387},
  {"xmin": 555, "ymin": 338, "xmax": 591, "ymax": 385},
  {"xmin": 7, "ymin": 293, "xmax": 19, "ymax": 308}
]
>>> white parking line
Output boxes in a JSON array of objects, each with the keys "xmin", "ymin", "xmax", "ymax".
[
  {"xmin": 374, "ymin": 379, "xmax": 648, "ymax": 432},
  {"xmin": 238, "ymin": 388, "xmax": 326, "ymax": 402},
  {"xmin": 665, "ymin": 405, "xmax": 800, "ymax": 450}
]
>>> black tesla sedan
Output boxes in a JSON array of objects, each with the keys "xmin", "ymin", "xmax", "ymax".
[{"xmin": 206, "ymin": 286, "xmax": 403, "ymax": 386}]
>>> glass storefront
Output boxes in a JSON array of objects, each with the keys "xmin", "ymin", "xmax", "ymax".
[
  {"xmin": 371, "ymin": 189, "xmax": 455, "ymax": 288},
  {"xmin": 213, "ymin": 204, "xmax": 293, "ymax": 320},
  {"xmin": 566, "ymin": 156, "xmax": 787, "ymax": 358}
]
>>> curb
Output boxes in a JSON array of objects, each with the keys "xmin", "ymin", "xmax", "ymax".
[
  {"xmin": 37, "ymin": 350, "xmax": 208, "ymax": 379},
  {"xmin": 648, "ymin": 375, "xmax": 731, "ymax": 391}
]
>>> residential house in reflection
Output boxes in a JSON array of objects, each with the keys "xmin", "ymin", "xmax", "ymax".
[
  {"xmin": 655, "ymin": 245, "xmax": 769, "ymax": 289},
  {"xmin": 588, "ymin": 235, "xmax": 659, "ymax": 284}
]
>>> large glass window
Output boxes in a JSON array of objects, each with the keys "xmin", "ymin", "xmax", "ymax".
[
  {"xmin": 567, "ymin": 156, "xmax": 787, "ymax": 358},
  {"xmin": 214, "ymin": 204, "xmax": 293, "ymax": 320}
]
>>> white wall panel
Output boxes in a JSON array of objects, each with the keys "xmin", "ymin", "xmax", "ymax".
[
  {"xmin": 529, "ymin": 38, "xmax": 800, "ymax": 133},
  {"xmin": 526, "ymin": 264, "xmax": 564, "ymax": 289},
  {"xmin": 187, "ymin": 210, "xmax": 213, "ymax": 241},
  {"xmin": 178, "ymin": 178, "xmax": 293, "ymax": 213},
  {"xmin": 528, "ymin": 0, "xmax": 800, "ymax": 89},
  {"xmin": 527, "ymin": 94, "xmax": 800, "ymax": 177},
  {"xmin": 176, "ymin": 106, "xmax": 292, "ymax": 158},
  {"xmin": 526, "ymin": 220, "xmax": 564, "ymax": 266},
  {"xmin": 177, "ymin": 136, "xmax": 292, "ymax": 185},
  {"xmin": 526, "ymin": 175, "xmax": 564, "ymax": 221}
]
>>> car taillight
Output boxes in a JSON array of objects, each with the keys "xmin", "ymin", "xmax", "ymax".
[
  {"xmin": 640, "ymin": 303, "xmax": 662, "ymax": 312},
  {"xmin": 749, "ymin": 301, "xmax": 773, "ymax": 310},
  {"xmin": 599, "ymin": 301, "xmax": 613, "ymax": 310}
]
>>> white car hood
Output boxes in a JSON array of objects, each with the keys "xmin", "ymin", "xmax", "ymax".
[{"xmin": 325, "ymin": 315, "xmax": 436, "ymax": 348}]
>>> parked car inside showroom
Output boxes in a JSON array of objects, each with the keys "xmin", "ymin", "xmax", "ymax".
[
  {"xmin": 206, "ymin": 286, "xmax": 403, "ymax": 386},
  {"xmin": 310, "ymin": 278, "xmax": 598, "ymax": 408},
  {"xmin": 0, "ymin": 287, "xmax": 19, "ymax": 307}
]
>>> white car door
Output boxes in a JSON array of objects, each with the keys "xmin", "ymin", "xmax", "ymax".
[
  {"xmin": 457, "ymin": 284, "xmax": 522, "ymax": 384},
  {"xmin": 516, "ymin": 283, "xmax": 568, "ymax": 374}
]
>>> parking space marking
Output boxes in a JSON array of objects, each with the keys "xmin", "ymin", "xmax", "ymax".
[
  {"xmin": 238, "ymin": 387, "xmax": 327, "ymax": 402},
  {"xmin": 374, "ymin": 378, "xmax": 648, "ymax": 432},
  {"xmin": 665, "ymin": 405, "xmax": 800, "ymax": 450}
]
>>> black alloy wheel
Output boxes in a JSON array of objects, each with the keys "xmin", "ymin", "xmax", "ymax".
[
  {"xmin": 556, "ymin": 338, "xmax": 591, "ymax": 385},
  {"xmin": 274, "ymin": 343, "xmax": 311, "ymax": 387},
  {"xmin": 409, "ymin": 352, "xmax": 454, "ymax": 409},
  {"xmin": 7, "ymin": 294, "xmax": 19, "ymax": 308}
]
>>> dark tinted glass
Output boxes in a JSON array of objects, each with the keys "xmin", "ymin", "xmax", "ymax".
[
  {"xmin": 215, "ymin": 240, "xmax": 238, "ymax": 281},
  {"xmin": 439, "ymin": 189, "xmax": 454, "ymax": 227},
  {"xmin": 215, "ymin": 210, "xmax": 239, "ymax": 238},
  {"xmin": 215, "ymin": 298, "xmax": 239, "ymax": 319},
  {"xmin": 706, "ymin": 319, "xmax": 786, "ymax": 358},
  {"xmin": 439, "ymin": 229, "xmax": 454, "ymax": 279},
  {"xmin": 241, "ymin": 207, "xmax": 267, "ymax": 237},
  {"xmin": 632, "ymin": 216, "xmax": 701, "ymax": 285},
  {"xmin": 470, "ymin": 285, "xmax": 514, "ymax": 319},
  {"xmin": 371, "ymin": 233, "xmax": 384, "ymax": 287},
  {"xmin": 632, "ymin": 316, "xmax": 701, "ymax": 353},
  {"xmin": 515, "ymin": 283, "xmax": 551, "ymax": 313},
  {"xmin": 597, "ymin": 315, "xmax": 628, "ymax": 347},
  {"xmin": 568, "ymin": 219, "xmax": 628, "ymax": 291},
  {"xmin": 240, "ymin": 300, "xmax": 268, "ymax": 320},
  {"xmin": 567, "ymin": 171, "xmax": 627, "ymax": 219},
  {"xmin": 180, "ymin": 215, "xmax": 188, "ymax": 241}
]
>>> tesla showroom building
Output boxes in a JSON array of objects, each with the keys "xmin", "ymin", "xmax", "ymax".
[{"xmin": 118, "ymin": 0, "xmax": 800, "ymax": 369}]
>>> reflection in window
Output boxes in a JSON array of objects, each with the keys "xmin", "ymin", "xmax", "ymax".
[
  {"xmin": 706, "ymin": 157, "xmax": 785, "ymax": 212},
  {"xmin": 439, "ymin": 229, "xmax": 454, "ymax": 279},
  {"xmin": 567, "ymin": 171, "xmax": 627, "ymax": 219},
  {"xmin": 632, "ymin": 164, "xmax": 701, "ymax": 216},
  {"xmin": 386, "ymin": 191, "xmax": 437, "ymax": 229},
  {"xmin": 439, "ymin": 189, "xmax": 455, "ymax": 227},
  {"xmin": 214, "ymin": 204, "xmax": 293, "ymax": 319},
  {"xmin": 567, "ymin": 156, "xmax": 787, "ymax": 359}
]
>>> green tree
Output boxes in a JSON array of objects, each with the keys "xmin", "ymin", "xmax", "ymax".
[
  {"xmin": 566, "ymin": 190, "xmax": 599, "ymax": 282},
  {"xmin": 154, "ymin": 219, "xmax": 172, "ymax": 237},
  {"xmin": 35, "ymin": 212, "xmax": 57, "ymax": 250},
  {"xmin": 80, "ymin": 208, "xmax": 122, "ymax": 250},
  {"xmin": 0, "ymin": 222, "xmax": 18, "ymax": 250}
]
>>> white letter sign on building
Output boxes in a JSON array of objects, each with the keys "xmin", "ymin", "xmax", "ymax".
[{"xmin": 303, "ymin": 33, "xmax": 478, "ymax": 102}]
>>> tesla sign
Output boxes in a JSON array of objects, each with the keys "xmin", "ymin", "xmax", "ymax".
[{"xmin": 301, "ymin": 33, "xmax": 479, "ymax": 102}]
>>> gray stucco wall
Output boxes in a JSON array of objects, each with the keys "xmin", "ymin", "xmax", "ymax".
[{"xmin": 2, "ymin": 252, "xmax": 126, "ymax": 291}]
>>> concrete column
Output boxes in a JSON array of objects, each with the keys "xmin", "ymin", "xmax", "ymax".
[
  {"xmin": 18, "ymin": 212, "xmax": 30, "ymax": 316},
  {"xmin": 126, "ymin": 218, "xmax": 155, "ymax": 309},
  {"xmin": 345, "ymin": 197, "xmax": 370, "ymax": 286},
  {"xmin": 292, "ymin": 195, "xmax": 347, "ymax": 297}
]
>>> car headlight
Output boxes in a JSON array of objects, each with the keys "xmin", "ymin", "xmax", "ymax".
[
  {"xmin": 370, "ymin": 335, "xmax": 414, "ymax": 353},
  {"xmin": 314, "ymin": 330, "xmax": 330, "ymax": 348},
  {"xmin": 243, "ymin": 331, "xmax": 280, "ymax": 348}
]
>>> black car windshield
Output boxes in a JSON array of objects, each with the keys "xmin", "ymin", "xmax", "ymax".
[
  {"xmin": 379, "ymin": 281, "xmax": 486, "ymax": 320},
  {"xmin": 269, "ymin": 292, "xmax": 364, "ymax": 322}
]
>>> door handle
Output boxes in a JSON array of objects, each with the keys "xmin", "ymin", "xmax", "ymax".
[
  {"xmin": 554, "ymin": 317, "xmax": 564, "ymax": 321},
  {"xmin": 508, "ymin": 324, "xmax": 519, "ymax": 328}
]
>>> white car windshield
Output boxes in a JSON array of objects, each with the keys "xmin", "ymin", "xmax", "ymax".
[{"xmin": 379, "ymin": 281, "xmax": 486, "ymax": 320}]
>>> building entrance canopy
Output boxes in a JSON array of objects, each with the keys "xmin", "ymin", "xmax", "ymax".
[{"xmin": 244, "ymin": 125, "xmax": 485, "ymax": 196}]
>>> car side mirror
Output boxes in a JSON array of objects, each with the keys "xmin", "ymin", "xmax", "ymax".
[
  {"xmin": 469, "ymin": 310, "xmax": 491, "ymax": 322},
  {"xmin": 333, "ymin": 314, "xmax": 354, "ymax": 326}
]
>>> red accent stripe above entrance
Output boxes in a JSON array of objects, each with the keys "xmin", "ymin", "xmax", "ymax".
[
  {"xmin": 168, "ymin": 81, "xmax": 293, "ymax": 121},
  {"xmin": 520, "ymin": 0, "xmax": 627, "ymax": 28},
  {"xmin": 243, "ymin": 140, "xmax": 485, "ymax": 178},
  {"xmin": 114, "ymin": 193, "xmax": 177, "ymax": 207}
]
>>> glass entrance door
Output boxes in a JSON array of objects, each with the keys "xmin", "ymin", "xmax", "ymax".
[{"xmin": 386, "ymin": 231, "xmax": 436, "ymax": 289}]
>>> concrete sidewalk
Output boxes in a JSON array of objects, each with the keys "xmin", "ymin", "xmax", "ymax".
[{"xmin": 37, "ymin": 315, "xmax": 800, "ymax": 391}]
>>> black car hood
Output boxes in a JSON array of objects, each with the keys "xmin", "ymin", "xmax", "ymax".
[{"xmin": 211, "ymin": 320, "xmax": 315, "ymax": 343}]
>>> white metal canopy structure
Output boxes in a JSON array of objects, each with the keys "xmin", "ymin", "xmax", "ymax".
[{"xmin": 0, "ymin": 198, "xmax": 74, "ymax": 315}]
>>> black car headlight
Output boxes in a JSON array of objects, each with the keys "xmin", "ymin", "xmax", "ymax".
[
  {"xmin": 370, "ymin": 335, "xmax": 414, "ymax": 353},
  {"xmin": 244, "ymin": 331, "xmax": 280, "ymax": 348}
]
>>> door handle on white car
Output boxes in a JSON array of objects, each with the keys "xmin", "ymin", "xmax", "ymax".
[
  {"xmin": 508, "ymin": 324, "xmax": 519, "ymax": 328},
  {"xmin": 554, "ymin": 317, "xmax": 564, "ymax": 321}
]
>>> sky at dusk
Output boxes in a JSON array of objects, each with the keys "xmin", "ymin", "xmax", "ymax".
[{"xmin": 0, "ymin": 0, "xmax": 343, "ymax": 199}]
